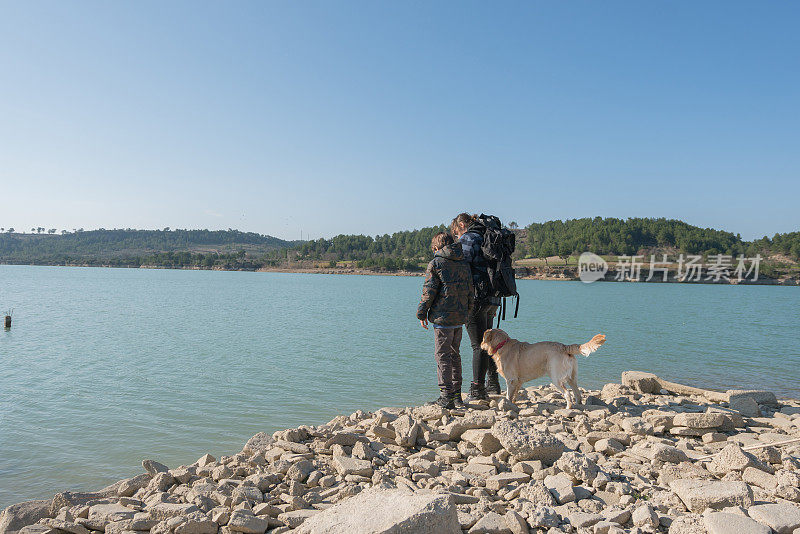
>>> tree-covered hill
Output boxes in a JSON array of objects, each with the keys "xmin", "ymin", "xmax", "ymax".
[
  {"xmin": 296, "ymin": 218, "xmax": 800, "ymax": 263},
  {"xmin": 1, "ymin": 220, "xmax": 798, "ymax": 271},
  {"xmin": 296, "ymin": 226, "xmax": 447, "ymax": 270},
  {"xmin": 0, "ymin": 229, "xmax": 297, "ymax": 268},
  {"xmin": 522, "ymin": 217, "xmax": 744, "ymax": 258}
]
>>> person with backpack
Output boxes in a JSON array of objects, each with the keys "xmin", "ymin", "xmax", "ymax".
[{"xmin": 451, "ymin": 213, "xmax": 519, "ymax": 401}]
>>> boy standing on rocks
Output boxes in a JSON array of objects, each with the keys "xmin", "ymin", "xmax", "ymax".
[{"xmin": 417, "ymin": 232, "xmax": 474, "ymax": 409}]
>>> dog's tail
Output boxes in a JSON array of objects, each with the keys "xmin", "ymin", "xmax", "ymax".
[{"xmin": 567, "ymin": 334, "xmax": 606, "ymax": 357}]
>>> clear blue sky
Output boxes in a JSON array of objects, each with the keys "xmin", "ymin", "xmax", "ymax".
[{"xmin": 1, "ymin": 1, "xmax": 798, "ymax": 241}]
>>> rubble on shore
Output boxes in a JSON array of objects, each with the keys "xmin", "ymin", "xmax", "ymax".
[{"xmin": 2, "ymin": 372, "xmax": 800, "ymax": 534}]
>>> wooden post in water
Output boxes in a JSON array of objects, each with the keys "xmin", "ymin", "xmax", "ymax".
[{"xmin": 4, "ymin": 315, "xmax": 10, "ymax": 328}]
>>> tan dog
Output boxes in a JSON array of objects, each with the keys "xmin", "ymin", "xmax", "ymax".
[{"xmin": 481, "ymin": 328, "xmax": 606, "ymax": 408}]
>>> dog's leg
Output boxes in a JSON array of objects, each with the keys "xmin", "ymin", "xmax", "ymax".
[
  {"xmin": 507, "ymin": 379, "xmax": 521, "ymax": 404},
  {"xmin": 568, "ymin": 374, "xmax": 582, "ymax": 407},
  {"xmin": 554, "ymin": 379, "xmax": 572, "ymax": 409}
]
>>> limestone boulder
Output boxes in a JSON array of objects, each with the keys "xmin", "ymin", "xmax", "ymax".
[
  {"xmin": 39, "ymin": 520, "xmax": 88, "ymax": 534},
  {"xmin": 0, "ymin": 500, "xmax": 51, "ymax": 534},
  {"xmin": 333, "ymin": 456, "xmax": 373, "ymax": 477},
  {"xmin": 544, "ymin": 472, "xmax": 576, "ymax": 504},
  {"xmin": 491, "ymin": 420, "xmax": 564, "ymax": 463},
  {"xmin": 672, "ymin": 412, "xmax": 725, "ymax": 429},
  {"xmin": 460, "ymin": 429, "xmax": 502, "ymax": 455},
  {"xmin": 142, "ymin": 459, "xmax": 169, "ymax": 476},
  {"xmin": 520, "ymin": 481, "xmax": 557, "ymax": 507},
  {"xmin": 621, "ymin": 371, "xmax": 660, "ymax": 393},
  {"xmin": 88, "ymin": 504, "xmax": 137, "ymax": 522},
  {"xmin": 295, "ymin": 488, "xmax": 460, "ymax": 534},
  {"xmin": 467, "ymin": 512, "xmax": 511, "ymax": 533},
  {"xmin": 555, "ymin": 451, "xmax": 599, "ymax": 484},
  {"xmin": 669, "ymin": 479, "xmax": 753, "ymax": 513},
  {"xmin": 277, "ymin": 510, "xmax": 320, "ymax": 529},
  {"xmin": 242, "ymin": 432, "xmax": 275, "ymax": 455},
  {"xmin": 147, "ymin": 504, "xmax": 201, "ymax": 521},
  {"xmin": 524, "ymin": 505, "xmax": 559, "ymax": 529},
  {"xmin": 730, "ymin": 395, "xmax": 761, "ymax": 417},
  {"xmin": 391, "ymin": 415, "xmax": 420, "ymax": 448},
  {"xmin": 727, "ymin": 389, "xmax": 778, "ymax": 407},
  {"xmin": 648, "ymin": 443, "xmax": 688, "ymax": 463},
  {"xmin": 117, "ymin": 474, "xmax": 151, "ymax": 497},
  {"xmin": 703, "ymin": 512, "xmax": 770, "ymax": 534},
  {"xmin": 747, "ymin": 502, "xmax": 800, "ymax": 534},
  {"xmin": 227, "ymin": 510, "xmax": 269, "ymax": 534},
  {"xmin": 707, "ymin": 443, "xmax": 772, "ymax": 475},
  {"xmin": 443, "ymin": 413, "xmax": 496, "ymax": 440}
]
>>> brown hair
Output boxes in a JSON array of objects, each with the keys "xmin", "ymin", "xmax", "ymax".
[
  {"xmin": 450, "ymin": 213, "xmax": 477, "ymax": 235},
  {"xmin": 431, "ymin": 231, "xmax": 454, "ymax": 252}
]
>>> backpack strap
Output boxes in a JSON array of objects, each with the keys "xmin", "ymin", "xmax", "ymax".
[{"xmin": 514, "ymin": 293, "xmax": 520, "ymax": 318}]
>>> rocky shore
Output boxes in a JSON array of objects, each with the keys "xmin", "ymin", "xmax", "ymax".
[{"xmin": 2, "ymin": 372, "xmax": 800, "ymax": 534}]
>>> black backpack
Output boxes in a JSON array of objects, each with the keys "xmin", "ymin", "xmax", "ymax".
[{"xmin": 474, "ymin": 214, "xmax": 519, "ymax": 324}]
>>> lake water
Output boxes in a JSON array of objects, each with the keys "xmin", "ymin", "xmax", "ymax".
[{"xmin": 0, "ymin": 265, "xmax": 798, "ymax": 507}]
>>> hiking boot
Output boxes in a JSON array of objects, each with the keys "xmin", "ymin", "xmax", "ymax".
[
  {"xmin": 486, "ymin": 371, "xmax": 502, "ymax": 395},
  {"xmin": 426, "ymin": 394, "xmax": 454, "ymax": 409},
  {"xmin": 466, "ymin": 382, "xmax": 488, "ymax": 402},
  {"xmin": 451, "ymin": 391, "xmax": 466, "ymax": 409}
]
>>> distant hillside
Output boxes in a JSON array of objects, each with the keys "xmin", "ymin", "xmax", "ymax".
[
  {"xmin": 1, "ymin": 220, "xmax": 798, "ymax": 273},
  {"xmin": 293, "ymin": 218, "xmax": 800, "ymax": 275},
  {"xmin": 0, "ymin": 229, "xmax": 298, "ymax": 269},
  {"xmin": 295, "ymin": 218, "xmax": 800, "ymax": 261},
  {"xmin": 521, "ymin": 217, "xmax": 744, "ymax": 258}
]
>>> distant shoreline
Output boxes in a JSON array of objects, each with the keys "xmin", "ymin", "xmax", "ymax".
[{"xmin": 1, "ymin": 261, "xmax": 798, "ymax": 285}]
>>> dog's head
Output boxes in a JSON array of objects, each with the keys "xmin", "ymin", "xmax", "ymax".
[{"xmin": 481, "ymin": 328, "xmax": 510, "ymax": 356}]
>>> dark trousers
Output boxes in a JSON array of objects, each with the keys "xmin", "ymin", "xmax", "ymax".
[
  {"xmin": 434, "ymin": 327, "xmax": 463, "ymax": 396},
  {"xmin": 466, "ymin": 304, "xmax": 498, "ymax": 385}
]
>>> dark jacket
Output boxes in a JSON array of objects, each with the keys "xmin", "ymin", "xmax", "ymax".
[
  {"xmin": 459, "ymin": 224, "xmax": 501, "ymax": 306},
  {"xmin": 416, "ymin": 243, "xmax": 474, "ymax": 326}
]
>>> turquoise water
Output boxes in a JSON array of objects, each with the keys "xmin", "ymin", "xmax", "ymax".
[{"xmin": 0, "ymin": 265, "xmax": 798, "ymax": 507}]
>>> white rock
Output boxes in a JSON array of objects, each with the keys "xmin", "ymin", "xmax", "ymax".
[
  {"xmin": 648, "ymin": 443, "xmax": 688, "ymax": 463},
  {"xmin": 174, "ymin": 519, "xmax": 217, "ymax": 534},
  {"xmin": 277, "ymin": 510, "xmax": 320, "ymax": 529},
  {"xmin": 333, "ymin": 456, "xmax": 373, "ymax": 477},
  {"xmin": 461, "ymin": 429, "xmax": 502, "ymax": 455},
  {"xmin": 621, "ymin": 371, "xmax": 660, "ymax": 393},
  {"xmin": 669, "ymin": 479, "xmax": 754, "ymax": 513},
  {"xmin": 142, "ymin": 459, "xmax": 169, "ymax": 476},
  {"xmin": 672, "ymin": 413, "xmax": 725, "ymax": 429},
  {"xmin": 295, "ymin": 488, "xmax": 460, "ymax": 534},
  {"xmin": 0, "ymin": 500, "xmax": 52, "ymax": 534},
  {"xmin": 568, "ymin": 511, "xmax": 602, "ymax": 528},
  {"xmin": 227, "ymin": 510, "xmax": 269, "ymax": 534},
  {"xmin": 703, "ymin": 512, "xmax": 771, "ymax": 534},
  {"xmin": 555, "ymin": 451, "xmax": 599, "ymax": 483},
  {"xmin": 523, "ymin": 505, "xmax": 559, "ymax": 528},
  {"xmin": 727, "ymin": 390, "xmax": 778, "ymax": 407},
  {"xmin": 544, "ymin": 472, "xmax": 575, "ymax": 504},
  {"xmin": 747, "ymin": 502, "xmax": 800, "ymax": 534},
  {"xmin": 730, "ymin": 396, "xmax": 761, "ymax": 417},
  {"xmin": 504, "ymin": 511, "xmax": 528, "ymax": 534},
  {"xmin": 468, "ymin": 512, "xmax": 511, "ymax": 533},
  {"xmin": 631, "ymin": 503, "xmax": 658, "ymax": 527},
  {"xmin": 148, "ymin": 503, "xmax": 201, "ymax": 521},
  {"xmin": 491, "ymin": 420, "xmax": 564, "ymax": 463},
  {"xmin": 88, "ymin": 504, "xmax": 136, "ymax": 522},
  {"xmin": 742, "ymin": 466, "xmax": 777, "ymax": 491},
  {"xmin": 485, "ymin": 472, "xmax": 530, "ymax": 491}
]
